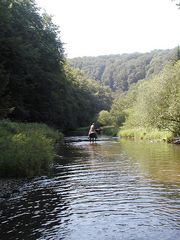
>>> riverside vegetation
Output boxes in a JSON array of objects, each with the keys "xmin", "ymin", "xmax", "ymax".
[
  {"xmin": 0, "ymin": 0, "xmax": 179, "ymax": 178},
  {"xmin": 0, "ymin": 0, "xmax": 111, "ymax": 178},
  {"xmin": 70, "ymin": 46, "xmax": 180, "ymax": 141},
  {"xmin": 0, "ymin": 120, "xmax": 63, "ymax": 178},
  {"xmin": 96, "ymin": 60, "xmax": 180, "ymax": 141}
]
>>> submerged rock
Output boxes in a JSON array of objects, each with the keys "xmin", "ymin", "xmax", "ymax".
[
  {"xmin": 0, "ymin": 179, "xmax": 25, "ymax": 202},
  {"xmin": 168, "ymin": 138, "xmax": 180, "ymax": 144}
]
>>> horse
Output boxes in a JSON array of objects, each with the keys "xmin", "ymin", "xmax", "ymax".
[{"xmin": 89, "ymin": 132, "xmax": 97, "ymax": 142}]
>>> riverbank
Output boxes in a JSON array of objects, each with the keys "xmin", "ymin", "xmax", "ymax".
[
  {"xmin": 118, "ymin": 127, "xmax": 174, "ymax": 142},
  {"xmin": 67, "ymin": 126, "xmax": 118, "ymax": 137},
  {"xmin": 71, "ymin": 126, "xmax": 180, "ymax": 144},
  {"xmin": 0, "ymin": 120, "xmax": 63, "ymax": 178}
]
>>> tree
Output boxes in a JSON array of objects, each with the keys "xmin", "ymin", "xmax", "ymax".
[
  {"xmin": 124, "ymin": 61, "xmax": 180, "ymax": 136},
  {"xmin": 97, "ymin": 110, "xmax": 111, "ymax": 126},
  {"xmin": 69, "ymin": 50, "xmax": 174, "ymax": 92},
  {"xmin": 63, "ymin": 64, "xmax": 112, "ymax": 130},
  {"xmin": 0, "ymin": 0, "xmax": 66, "ymax": 126}
]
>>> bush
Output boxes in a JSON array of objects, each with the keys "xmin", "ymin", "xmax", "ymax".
[
  {"xmin": 97, "ymin": 110, "xmax": 111, "ymax": 126},
  {"xmin": 0, "ymin": 120, "xmax": 63, "ymax": 178}
]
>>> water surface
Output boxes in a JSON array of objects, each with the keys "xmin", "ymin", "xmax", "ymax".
[{"xmin": 0, "ymin": 137, "xmax": 180, "ymax": 240}]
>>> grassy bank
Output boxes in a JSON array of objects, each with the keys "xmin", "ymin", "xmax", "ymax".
[
  {"xmin": 118, "ymin": 127, "xmax": 173, "ymax": 142},
  {"xmin": 0, "ymin": 120, "xmax": 63, "ymax": 178}
]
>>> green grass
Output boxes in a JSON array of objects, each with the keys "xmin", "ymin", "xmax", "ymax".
[
  {"xmin": 0, "ymin": 120, "xmax": 63, "ymax": 178},
  {"xmin": 118, "ymin": 127, "xmax": 173, "ymax": 142}
]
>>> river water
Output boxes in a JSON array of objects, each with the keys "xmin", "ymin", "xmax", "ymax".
[{"xmin": 0, "ymin": 137, "xmax": 180, "ymax": 240}]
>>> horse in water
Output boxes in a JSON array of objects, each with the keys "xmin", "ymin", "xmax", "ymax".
[
  {"xmin": 88, "ymin": 123, "xmax": 101, "ymax": 143},
  {"xmin": 89, "ymin": 132, "xmax": 97, "ymax": 142}
]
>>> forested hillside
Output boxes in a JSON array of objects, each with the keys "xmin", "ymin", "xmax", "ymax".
[
  {"xmin": 0, "ymin": 0, "xmax": 179, "ymax": 133},
  {"xmin": 69, "ymin": 49, "xmax": 176, "ymax": 91},
  {"xmin": 97, "ymin": 59, "xmax": 180, "ymax": 138},
  {"xmin": 0, "ymin": 0, "xmax": 112, "ymax": 131}
]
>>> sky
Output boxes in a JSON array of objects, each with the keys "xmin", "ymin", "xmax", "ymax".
[{"xmin": 36, "ymin": 0, "xmax": 180, "ymax": 58}]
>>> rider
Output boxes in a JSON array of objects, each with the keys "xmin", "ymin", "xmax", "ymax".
[
  {"xmin": 88, "ymin": 123, "xmax": 97, "ymax": 141},
  {"xmin": 89, "ymin": 123, "xmax": 95, "ymax": 135}
]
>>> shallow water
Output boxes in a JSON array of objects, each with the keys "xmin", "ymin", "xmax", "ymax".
[{"xmin": 0, "ymin": 137, "xmax": 180, "ymax": 240}]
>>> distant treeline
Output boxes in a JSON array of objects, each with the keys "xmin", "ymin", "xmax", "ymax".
[{"xmin": 69, "ymin": 49, "xmax": 177, "ymax": 91}]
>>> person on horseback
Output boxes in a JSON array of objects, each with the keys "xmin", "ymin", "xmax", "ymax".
[{"xmin": 88, "ymin": 123, "xmax": 97, "ymax": 142}]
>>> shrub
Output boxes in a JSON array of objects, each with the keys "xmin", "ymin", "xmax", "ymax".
[
  {"xmin": 0, "ymin": 120, "xmax": 63, "ymax": 178},
  {"xmin": 97, "ymin": 110, "xmax": 111, "ymax": 126}
]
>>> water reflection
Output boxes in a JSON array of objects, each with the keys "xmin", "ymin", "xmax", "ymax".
[
  {"xmin": 119, "ymin": 139, "xmax": 180, "ymax": 183},
  {"xmin": 0, "ymin": 138, "xmax": 180, "ymax": 240},
  {"xmin": 0, "ymin": 179, "xmax": 71, "ymax": 240}
]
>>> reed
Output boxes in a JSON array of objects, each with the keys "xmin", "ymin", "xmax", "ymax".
[{"xmin": 0, "ymin": 120, "xmax": 63, "ymax": 178}]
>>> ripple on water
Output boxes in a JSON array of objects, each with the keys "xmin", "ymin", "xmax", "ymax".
[{"xmin": 0, "ymin": 138, "xmax": 180, "ymax": 240}]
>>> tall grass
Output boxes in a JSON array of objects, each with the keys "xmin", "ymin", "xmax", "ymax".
[
  {"xmin": 118, "ymin": 127, "xmax": 173, "ymax": 142},
  {"xmin": 0, "ymin": 120, "xmax": 63, "ymax": 178}
]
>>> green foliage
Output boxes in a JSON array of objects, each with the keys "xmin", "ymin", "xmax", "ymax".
[
  {"xmin": 97, "ymin": 110, "xmax": 111, "ymax": 126},
  {"xmin": 0, "ymin": 120, "xmax": 63, "ymax": 178},
  {"xmin": 101, "ymin": 126, "xmax": 118, "ymax": 136},
  {"xmin": 0, "ymin": 0, "xmax": 112, "ymax": 131},
  {"xmin": 128, "ymin": 61, "xmax": 180, "ymax": 135},
  {"xmin": 118, "ymin": 127, "xmax": 172, "ymax": 141},
  {"xmin": 0, "ymin": 0, "xmax": 66, "ymax": 127},
  {"xmin": 109, "ymin": 60, "xmax": 180, "ymax": 138},
  {"xmin": 109, "ymin": 83, "xmax": 140, "ymax": 127},
  {"xmin": 1, "ymin": 0, "xmax": 178, "ymax": 135},
  {"xmin": 110, "ymin": 96, "xmax": 129, "ymax": 127},
  {"xmin": 69, "ymin": 49, "xmax": 176, "ymax": 91},
  {"xmin": 63, "ymin": 64, "xmax": 112, "ymax": 129}
]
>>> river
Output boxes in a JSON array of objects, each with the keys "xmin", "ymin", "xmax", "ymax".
[{"xmin": 0, "ymin": 137, "xmax": 180, "ymax": 240}]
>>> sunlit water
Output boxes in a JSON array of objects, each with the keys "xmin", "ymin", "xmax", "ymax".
[{"xmin": 0, "ymin": 137, "xmax": 180, "ymax": 240}]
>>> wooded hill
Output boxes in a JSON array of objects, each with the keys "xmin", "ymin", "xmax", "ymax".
[
  {"xmin": 0, "ymin": 0, "xmax": 112, "ymax": 131},
  {"xmin": 69, "ymin": 49, "xmax": 176, "ymax": 91}
]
